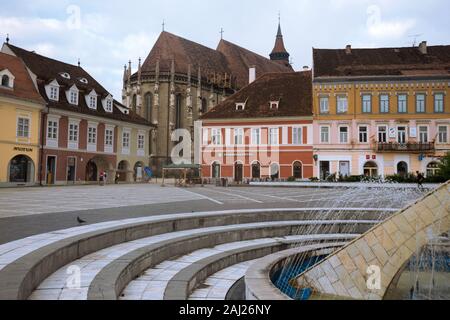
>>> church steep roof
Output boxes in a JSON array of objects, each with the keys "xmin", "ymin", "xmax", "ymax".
[
  {"xmin": 217, "ymin": 39, "xmax": 293, "ymax": 88},
  {"xmin": 141, "ymin": 31, "xmax": 229, "ymax": 75},
  {"xmin": 140, "ymin": 31, "xmax": 293, "ymax": 89},
  {"xmin": 200, "ymin": 71, "xmax": 312, "ymax": 120}
]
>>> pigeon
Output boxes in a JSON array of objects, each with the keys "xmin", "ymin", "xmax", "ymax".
[{"xmin": 77, "ymin": 216, "xmax": 87, "ymax": 224}]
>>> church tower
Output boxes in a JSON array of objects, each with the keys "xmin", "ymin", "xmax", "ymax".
[{"xmin": 270, "ymin": 21, "xmax": 290, "ymax": 68}]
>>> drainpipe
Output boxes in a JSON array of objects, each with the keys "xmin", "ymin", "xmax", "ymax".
[{"xmin": 39, "ymin": 104, "xmax": 49, "ymax": 187}]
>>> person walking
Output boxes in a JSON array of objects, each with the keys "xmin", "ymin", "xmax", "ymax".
[{"xmin": 416, "ymin": 171, "xmax": 425, "ymax": 190}]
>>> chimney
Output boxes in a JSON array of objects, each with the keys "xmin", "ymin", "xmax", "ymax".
[
  {"xmin": 345, "ymin": 45, "xmax": 352, "ymax": 54},
  {"xmin": 249, "ymin": 66, "xmax": 256, "ymax": 84},
  {"xmin": 419, "ymin": 41, "xmax": 427, "ymax": 55}
]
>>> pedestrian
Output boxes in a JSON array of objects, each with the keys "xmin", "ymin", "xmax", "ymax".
[
  {"xmin": 99, "ymin": 171, "xmax": 105, "ymax": 186},
  {"xmin": 104, "ymin": 171, "xmax": 108, "ymax": 185},
  {"xmin": 416, "ymin": 171, "xmax": 424, "ymax": 190},
  {"xmin": 115, "ymin": 173, "xmax": 119, "ymax": 184}
]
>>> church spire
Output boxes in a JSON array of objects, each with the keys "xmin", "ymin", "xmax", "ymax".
[{"xmin": 270, "ymin": 18, "xmax": 290, "ymax": 68}]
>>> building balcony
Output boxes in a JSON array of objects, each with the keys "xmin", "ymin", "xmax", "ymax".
[{"xmin": 374, "ymin": 141, "xmax": 435, "ymax": 153}]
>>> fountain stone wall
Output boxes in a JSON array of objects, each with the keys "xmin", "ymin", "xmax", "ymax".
[{"xmin": 294, "ymin": 181, "xmax": 450, "ymax": 300}]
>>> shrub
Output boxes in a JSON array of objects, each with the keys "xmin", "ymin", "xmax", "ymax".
[
  {"xmin": 287, "ymin": 176, "xmax": 296, "ymax": 182},
  {"xmin": 438, "ymin": 152, "xmax": 450, "ymax": 180},
  {"xmin": 309, "ymin": 177, "xmax": 319, "ymax": 182}
]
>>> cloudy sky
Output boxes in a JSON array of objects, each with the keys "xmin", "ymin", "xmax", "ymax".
[{"xmin": 1, "ymin": 0, "xmax": 449, "ymax": 98}]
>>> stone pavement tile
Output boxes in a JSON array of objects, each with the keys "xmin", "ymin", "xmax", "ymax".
[{"xmin": 28, "ymin": 288, "xmax": 62, "ymax": 300}]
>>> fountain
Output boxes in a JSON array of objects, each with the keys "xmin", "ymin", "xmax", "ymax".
[{"xmin": 247, "ymin": 181, "xmax": 450, "ymax": 300}]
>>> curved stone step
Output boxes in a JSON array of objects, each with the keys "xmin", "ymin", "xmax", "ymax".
[
  {"xmin": 163, "ymin": 234, "xmax": 356, "ymax": 300},
  {"xmin": 87, "ymin": 220, "xmax": 377, "ymax": 300},
  {"xmin": 245, "ymin": 243, "xmax": 346, "ymax": 300},
  {"xmin": 0, "ymin": 208, "xmax": 389, "ymax": 300},
  {"xmin": 188, "ymin": 261, "xmax": 255, "ymax": 301}
]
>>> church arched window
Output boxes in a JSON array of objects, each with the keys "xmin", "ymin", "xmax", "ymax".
[
  {"xmin": 145, "ymin": 93, "xmax": 153, "ymax": 123},
  {"xmin": 132, "ymin": 94, "xmax": 137, "ymax": 113},
  {"xmin": 201, "ymin": 98, "xmax": 207, "ymax": 114},
  {"xmin": 175, "ymin": 94, "xmax": 183, "ymax": 129}
]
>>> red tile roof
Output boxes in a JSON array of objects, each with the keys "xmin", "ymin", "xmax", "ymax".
[
  {"xmin": 201, "ymin": 71, "xmax": 312, "ymax": 120},
  {"xmin": 6, "ymin": 44, "xmax": 151, "ymax": 126},
  {"xmin": 140, "ymin": 31, "xmax": 293, "ymax": 89},
  {"xmin": 313, "ymin": 45, "xmax": 450, "ymax": 78},
  {"xmin": 0, "ymin": 52, "xmax": 45, "ymax": 105}
]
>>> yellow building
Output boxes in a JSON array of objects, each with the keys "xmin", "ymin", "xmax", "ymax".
[
  {"xmin": 312, "ymin": 42, "xmax": 450, "ymax": 179},
  {"xmin": 0, "ymin": 52, "xmax": 45, "ymax": 186}
]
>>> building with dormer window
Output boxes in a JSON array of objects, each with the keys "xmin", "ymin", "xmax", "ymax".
[
  {"xmin": 2, "ymin": 42, "xmax": 154, "ymax": 185},
  {"xmin": 197, "ymin": 71, "xmax": 313, "ymax": 183},
  {"xmin": 312, "ymin": 42, "xmax": 450, "ymax": 180},
  {"xmin": 0, "ymin": 52, "xmax": 45, "ymax": 186}
]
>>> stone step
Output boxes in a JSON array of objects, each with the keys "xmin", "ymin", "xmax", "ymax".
[{"xmin": 0, "ymin": 208, "xmax": 390, "ymax": 300}]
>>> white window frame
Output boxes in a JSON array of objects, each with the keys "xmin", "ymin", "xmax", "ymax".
[
  {"xmin": 320, "ymin": 126, "xmax": 330, "ymax": 144},
  {"xmin": 68, "ymin": 119, "xmax": 80, "ymax": 150},
  {"xmin": 87, "ymin": 123, "xmax": 98, "ymax": 152},
  {"xmin": 379, "ymin": 94, "xmax": 390, "ymax": 113},
  {"xmin": 434, "ymin": 93, "xmax": 444, "ymax": 113},
  {"xmin": 358, "ymin": 126, "xmax": 368, "ymax": 144},
  {"xmin": 251, "ymin": 128, "xmax": 261, "ymax": 145},
  {"xmin": 377, "ymin": 125, "xmax": 388, "ymax": 143},
  {"xmin": 397, "ymin": 126, "xmax": 407, "ymax": 144},
  {"xmin": 211, "ymin": 128, "xmax": 222, "ymax": 145},
  {"xmin": 86, "ymin": 90, "xmax": 98, "ymax": 110},
  {"xmin": 319, "ymin": 96, "xmax": 329, "ymax": 114},
  {"xmin": 361, "ymin": 94, "xmax": 372, "ymax": 113},
  {"xmin": 104, "ymin": 126, "xmax": 114, "ymax": 153},
  {"xmin": 398, "ymin": 94, "xmax": 408, "ymax": 113},
  {"xmin": 437, "ymin": 125, "xmax": 448, "ymax": 144},
  {"xmin": 418, "ymin": 125, "xmax": 429, "ymax": 143},
  {"xmin": 49, "ymin": 86, "xmax": 59, "ymax": 101},
  {"xmin": 46, "ymin": 116, "xmax": 60, "ymax": 148},
  {"xmin": 137, "ymin": 131, "xmax": 145, "ymax": 157},
  {"xmin": 337, "ymin": 95, "xmax": 348, "ymax": 114},
  {"xmin": 415, "ymin": 93, "xmax": 426, "ymax": 113},
  {"xmin": 339, "ymin": 126, "xmax": 349, "ymax": 144},
  {"xmin": 269, "ymin": 128, "xmax": 279, "ymax": 145},
  {"xmin": 292, "ymin": 127, "xmax": 303, "ymax": 145},
  {"xmin": 122, "ymin": 129, "xmax": 131, "ymax": 155},
  {"xmin": 234, "ymin": 128, "xmax": 244, "ymax": 145},
  {"xmin": 17, "ymin": 117, "xmax": 30, "ymax": 138}
]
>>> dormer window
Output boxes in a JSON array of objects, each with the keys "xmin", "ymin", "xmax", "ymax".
[
  {"xmin": 46, "ymin": 80, "xmax": 60, "ymax": 101},
  {"xmin": 89, "ymin": 96, "xmax": 97, "ymax": 109},
  {"xmin": 102, "ymin": 95, "xmax": 114, "ymax": 113},
  {"xmin": 1, "ymin": 75, "xmax": 10, "ymax": 87},
  {"xmin": 50, "ymin": 86, "xmax": 59, "ymax": 100},
  {"xmin": 86, "ymin": 90, "xmax": 98, "ymax": 110},
  {"xmin": 0, "ymin": 69, "xmax": 15, "ymax": 89},
  {"xmin": 79, "ymin": 78, "xmax": 88, "ymax": 84},
  {"xmin": 59, "ymin": 72, "xmax": 71, "ymax": 79},
  {"xmin": 270, "ymin": 101, "xmax": 279, "ymax": 110},
  {"xmin": 67, "ymin": 85, "xmax": 79, "ymax": 105},
  {"xmin": 236, "ymin": 103, "xmax": 245, "ymax": 111}
]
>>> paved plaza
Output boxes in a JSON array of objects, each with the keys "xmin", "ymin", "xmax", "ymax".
[{"xmin": 0, "ymin": 183, "xmax": 426, "ymax": 244}]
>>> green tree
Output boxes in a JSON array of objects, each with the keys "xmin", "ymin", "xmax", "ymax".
[{"xmin": 438, "ymin": 152, "xmax": 450, "ymax": 180}]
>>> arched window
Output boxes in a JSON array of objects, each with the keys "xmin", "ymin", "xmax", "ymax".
[
  {"xmin": 175, "ymin": 94, "xmax": 183, "ymax": 129},
  {"xmin": 293, "ymin": 161, "xmax": 303, "ymax": 179},
  {"xmin": 1, "ymin": 75, "xmax": 9, "ymax": 87},
  {"xmin": 270, "ymin": 163, "xmax": 280, "ymax": 180},
  {"xmin": 426, "ymin": 162, "xmax": 440, "ymax": 177},
  {"xmin": 132, "ymin": 95, "xmax": 137, "ymax": 113},
  {"xmin": 397, "ymin": 161, "xmax": 408, "ymax": 177},
  {"xmin": 9, "ymin": 155, "xmax": 34, "ymax": 183},
  {"xmin": 145, "ymin": 93, "xmax": 153, "ymax": 123},
  {"xmin": 363, "ymin": 161, "xmax": 378, "ymax": 177},
  {"xmin": 251, "ymin": 162, "xmax": 261, "ymax": 179},
  {"xmin": 201, "ymin": 98, "xmax": 207, "ymax": 114}
]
